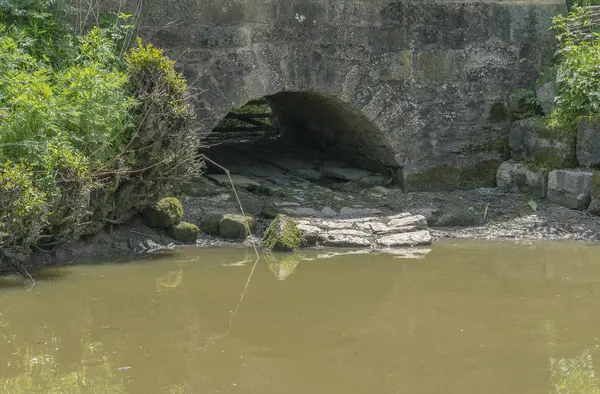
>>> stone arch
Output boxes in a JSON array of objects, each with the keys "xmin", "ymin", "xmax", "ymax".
[{"xmin": 195, "ymin": 45, "xmax": 405, "ymax": 182}]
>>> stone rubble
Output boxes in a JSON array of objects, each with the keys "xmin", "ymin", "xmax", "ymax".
[{"xmin": 294, "ymin": 213, "xmax": 432, "ymax": 249}]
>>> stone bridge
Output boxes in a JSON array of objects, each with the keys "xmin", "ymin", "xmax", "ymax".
[{"xmin": 105, "ymin": 0, "xmax": 564, "ymax": 190}]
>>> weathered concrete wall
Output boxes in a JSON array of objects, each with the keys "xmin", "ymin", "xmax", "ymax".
[{"xmin": 102, "ymin": 0, "xmax": 565, "ymax": 190}]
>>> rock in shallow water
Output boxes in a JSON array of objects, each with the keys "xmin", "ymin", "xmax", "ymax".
[
  {"xmin": 294, "ymin": 213, "xmax": 432, "ymax": 248},
  {"xmin": 262, "ymin": 214, "xmax": 303, "ymax": 252},
  {"xmin": 318, "ymin": 230, "xmax": 372, "ymax": 247},
  {"xmin": 376, "ymin": 230, "xmax": 432, "ymax": 247}
]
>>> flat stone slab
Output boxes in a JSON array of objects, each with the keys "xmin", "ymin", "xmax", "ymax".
[
  {"xmin": 547, "ymin": 170, "xmax": 592, "ymax": 210},
  {"xmin": 358, "ymin": 175, "xmax": 388, "ymax": 186},
  {"xmin": 205, "ymin": 174, "xmax": 260, "ymax": 190},
  {"xmin": 387, "ymin": 215, "xmax": 427, "ymax": 229},
  {"xmin": 339, "ymin": 207, "xmax": 385, "ymax": 217},
  {"xmin": 322, "ymin": 166, "xmax": 372, "ymax": 182},
  {"xmin": 283, "ymin": 207, "xmax": 321, "ymax": 217},
  {"xmin": 294, "ymin": 212, "xmax": 432, "ymax": 249},
  {"xmin": 295, "ymin": 168, "xmax": 323, "ymax": 180},
  {"xmin": 376, "ymin": 230, "xmax": 432, "ymax": 247},
  {"xmin": 318, "ymin": 233, "xmax": 372, "ymax": 248}
]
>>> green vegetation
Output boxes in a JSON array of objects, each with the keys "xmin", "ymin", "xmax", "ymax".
[
  {"xmin": 405, "ymin": 161, "xmax": 500, "ymax": 192},
  {"xmin": 550, "ymin": 7, "xmax": 600, "ymax": 130},
  {"xmin": 508, "ymin": 89, "xmax": 543, "ymax": 120},
  {"xmin": 262, "ymin": 214, "xmax": 303, "ymax": 252},
  {"xmin": 143, "ymin": 197, "xmax": 184, "ymax": 229},
  {"xmin": 216, "ymin": 100, "xmax": 272, "ymax": 130},
  {"xmin": 0, "ymin": 1, "xmax": 199, "ymax": 271}
]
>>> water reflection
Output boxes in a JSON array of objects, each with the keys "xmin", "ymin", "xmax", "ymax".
[
  {"xmin": 0, "ymin": 342, "xmax": 126, "ymax": 393},
  {"xmin": 0, "ymin": 242, "xmax": 599, "ymax": 393},
  {"xmin": 547, "ymin": 321, "xmax": 600, "ymax": 393},
  {"xmin": 156, "ymin": 268, "xmax": 183, "ymax": 290},
  {"xmin": 265, "ymin": 252, "xmax": 303, "ymax": 280}
]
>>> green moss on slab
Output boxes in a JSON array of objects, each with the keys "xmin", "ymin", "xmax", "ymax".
[
  {"xmin": 525, "ymin": 117, "xmax": 576, "ymax": 143},
  {"xmin": 262, "ymin": 215, "xmax": 303, "ymax": 252},
  {"xmin": 143, "ymin": 197, "xmax": 184, "ymax": 228},
  {"xmin": 405, "ymin": 160, "xmax": 501, "ymax": 192},
  {"xmin": 168, "ymin": 222, "xmax": 200, "ymax": 242},
  {"xmin": 463, "ymin": 136, "xmax": 510, "ymax": 158},
  {"xmin": 530, "ymin": 150, "xmax": 577, "ymax": 170},
  {"xmin": 591, "ymin": 172, "xmax": 600, "ymax": 198},
  {"xmin": 589, "ymin": 172, "xmax": 600, "ymax": 216},
  {"xmin": 458, "ymin": 159, "xmax": 501, "ymax": 189},
  {"xmin": 489, "ymin": 102, "xmax": 509, "ymax": 123}
]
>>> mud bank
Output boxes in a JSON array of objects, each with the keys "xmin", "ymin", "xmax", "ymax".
[{"xmin": 28, "ymin": 184, "xmax": 600, "ymax": 270}]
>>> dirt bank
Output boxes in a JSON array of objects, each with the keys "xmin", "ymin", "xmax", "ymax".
[{"xmin": 28, "ymin": 183, "xmax": 600, "ymax": 271}]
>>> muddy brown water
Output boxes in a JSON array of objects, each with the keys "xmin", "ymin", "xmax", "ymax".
[{"xmin": 1, "ymin": 241, "xmax": 600, "ymax": 393}]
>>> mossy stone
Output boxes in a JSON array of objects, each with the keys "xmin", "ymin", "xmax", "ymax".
[
  {"xmin": 262, "ymin": 214, "xmax": 303, "ymax": 252},
  {"xmin": 489, "ymin": 102, "xmax": 509, "ymax": 123},
  {"xmin": 168, "ymin": 222, "xmax": 200, "ymax": 242},
  {"xmin": 588, "ymin": 171, "xmax": 600, "ymax": 216},
  {"xmin": 143, "ymin": 197, "xmax": 184, "ymax": 228},
  {"xmin": 219, "ymin": 214, "xmax": 257, "ymax": 239},
  {"xmin": 405, "ymin": 160, "xmax": 500, "ymax": 192}
]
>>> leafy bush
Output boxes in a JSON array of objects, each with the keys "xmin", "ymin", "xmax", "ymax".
[
  {"xmin": 0, "ymin": 162, "xmax": 46, "ymax": 265},
  {"xmin": 550, "ymin": 7, "xmax": 600, "ymax": 128},
  {"xmin": 0, "ymin": 2, "xmax": 199, "ymax": 271}
]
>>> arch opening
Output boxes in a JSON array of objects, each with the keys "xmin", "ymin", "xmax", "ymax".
[{"xmin": 202, "ymin": 91, "xmax": 403, "ymax": 194}]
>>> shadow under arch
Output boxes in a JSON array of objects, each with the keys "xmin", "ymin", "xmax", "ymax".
[{"xmin": 203, "ymin": 89, "xmax": 404, "ymax": 188}]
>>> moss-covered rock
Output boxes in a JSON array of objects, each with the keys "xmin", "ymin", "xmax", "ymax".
[
  {"xmin": 168, "ymin": 222, "xmax": 200, "ymax": 242},
  {"xmin": 262, "ymin": 214, "xmax": 303, "ymax": 252},
  {"xmin": 199, "ymin": 213, "xmax": 223, "ymax": 235},
  {"xmin": 509, "ymin": 117, "xmax": 577, "ymax": 169},
  {"xmin": 588, "ymin": 171, "xmax": 600, "ymax": 216},
  {"xmin": 405, "ymin": 160, "xmax": 500, "ymax": 192},
  {"xmin": 219, "ymin": 214, "xmax": 257, "ymax": 239},
  {"xmin": 143, "ymin": 197, "xmax": 184, "ymax": 228},
  {"xmin": 489, "ymin": 102, "xmax": 509, "ymax": 123}
]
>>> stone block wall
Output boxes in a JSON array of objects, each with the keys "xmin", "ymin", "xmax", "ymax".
[{"xmin": 100, "ymin": 0, "xmax": 565, "ymax": 190}]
